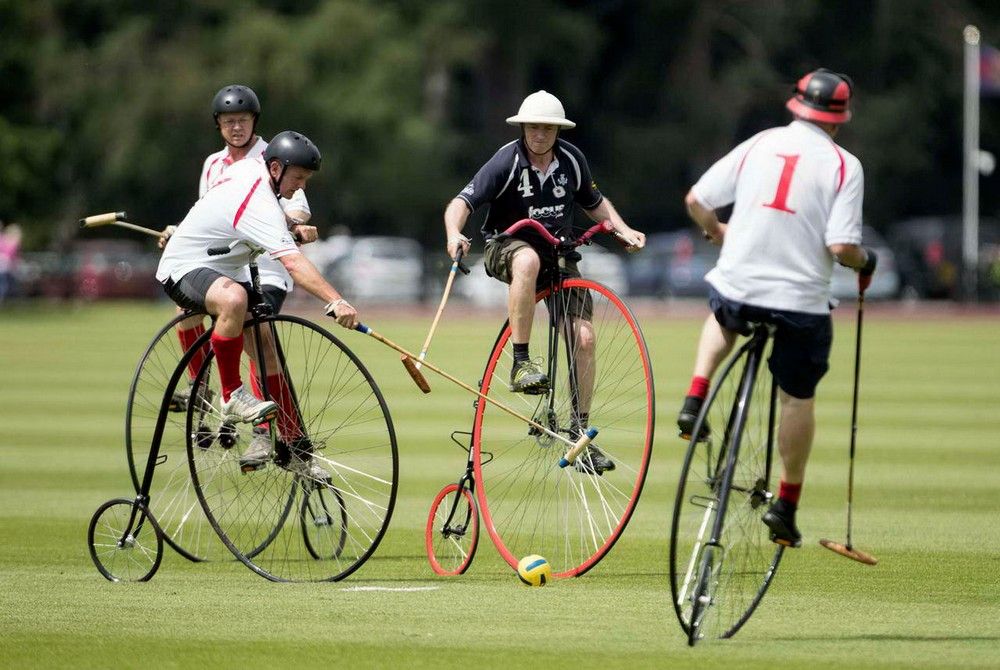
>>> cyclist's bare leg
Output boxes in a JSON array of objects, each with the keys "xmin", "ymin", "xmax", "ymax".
[
  {"xmin": 692, "ymin": 314, "xmax": 737, "ymax": 380},
  {"xmin": 571, "ymin": 316, "xmax": 596, "ymax": 416},
  {"xmin": 776, "ymin": 391, "xmax": 814, "ymax": 485},
  {"xmin": 508, "ymin": 246, "xmax": 541, "ymax": 344}
]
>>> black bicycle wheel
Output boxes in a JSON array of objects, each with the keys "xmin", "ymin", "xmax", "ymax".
[
  {"xmin": 669, "ymin": 330, "xmax": 784, "ymax": 642},
  {"xmin": 301, "ymin": 480, "xmax": 348, "ymax": 560},
  {"xmin": 425, "ymin": 482, "xmax": 479, "ymax": 576},
  {"xmin": 473, "ymin": 278, "xmax": 655, "ymax": 578},
  {"xmin": 125, "ymin": 312, "xmax": 224, "ymax": 562},
  {"xmin": 188, "ymin": 315, "xmax": 398, "ymax": 582},
  {"xmin": 88, "ymin": 498, "xmax": 163, "ymax": 582}
]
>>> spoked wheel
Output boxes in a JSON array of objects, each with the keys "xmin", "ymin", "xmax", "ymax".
[
  {"xmin": 88, "ymin": 498, "xmax": 164, "ymax": 582},
  {"xmin": 669, "ymin": 332, "xmax": 783, "ymax": 643},
  {"xmin": 125, "ymin": 312, "xmax": 224, "ymax": 562},
  {"xmin": 187, "ymin": 315, "xmax": 398, "ymax": 582},
  {"xmin": 473, "ymin": 278, "xmax": 654, "ymax": 578},
  {"xmin": 425, "ymin": 482, "xmax": 479, "ymax": 576},
  {"xmin": 301, "ymin": 480, "xmax": 348, "ymax": 560}
]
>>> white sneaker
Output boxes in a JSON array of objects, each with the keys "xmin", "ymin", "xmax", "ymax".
[
  {"xmin": 239, "ymin": 428, "xmax": 273, "ymax": 472},
  {"xmin": 221, "ymin": 386, "xmax": 278, "ymax": 425}
]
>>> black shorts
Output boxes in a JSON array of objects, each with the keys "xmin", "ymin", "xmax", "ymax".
[
  {"xmin": 162, "ymin": 268, "xmax": 286, "ymax": 315},
  {"xmin": 709, "ymin": 287, "xmax": 832, "ymax": 399}
]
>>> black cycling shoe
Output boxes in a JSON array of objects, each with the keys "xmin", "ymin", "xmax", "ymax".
[
  {"xmin": 762, "ymin": 499, "xmax": 802, "ymax": 548},
  {"xmin": 510, "ymin": 359, "xmax": 550, "ymax": 395},
  {"xmin": 677, "ymin": 395, "xmax": 710, "ymax": 441}
]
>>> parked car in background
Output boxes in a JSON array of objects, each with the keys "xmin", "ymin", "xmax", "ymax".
[
  {"xmin": 887, "ymin": 216, "xmax": 1000, "ymax": 299},
  {"xmin": 830, "ymin": 225, "xmax": 900, "ymax": 300},
  {"xmin": 73, "ymin": 240, "xmax": 161, "ymax": 300},
  {"xmin": 627, "ymin": 230, "xmax": 719, "ymax": 298},
  {"xmin": 323, "ymin": 236, "xmax": 424, "ymax": 303}
]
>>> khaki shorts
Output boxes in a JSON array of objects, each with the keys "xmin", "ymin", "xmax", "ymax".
[{"xmin": 483, "ymin": 237, "xmax": 593, "ymax": 321}]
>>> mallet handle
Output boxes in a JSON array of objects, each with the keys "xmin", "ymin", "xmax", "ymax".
[
  {"xmin": 557, "ymin": 428, "xmax": 599, "ymax": 467},
  {"xmin": 415, "ymin": 249, "xmax": 466, "ymax": 369},
  {"xmin": 358, "ymin": 323, "xmax": 576, "ymax": 448}
]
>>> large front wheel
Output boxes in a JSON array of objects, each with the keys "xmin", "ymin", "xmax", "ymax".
[
  {"xmin": 187, "ymin": 315, "xmax": 398, "ymax": 582},
  {"xmin": 669, "ymin": 332, "xmax": 783, "ymax": 642},
  {"xmin": 473, "ymin": 279, "xmax": 654, "ymax": 578}
]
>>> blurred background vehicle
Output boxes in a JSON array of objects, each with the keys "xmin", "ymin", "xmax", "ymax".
[
  {"xmin": 74, "ymin": 240, "xmax": 162, "ymax": 300},
  {"xmin": 887, "ymin": 216, "xmax": 1000, "ymax": 299},
  {"xmin": 323, "ymin": 236, "xmax": 424, "ymax": 303},
  {"xmin": 627, "ymin": 230, "xmax": 719, "ymax": 298},
  {"xmin": 830, "ymin": 225, "xmax": 901, "ymax": 300},
  {"xmin": 16, "ymin": 241, "xmax": 160, "ymax": 300}
]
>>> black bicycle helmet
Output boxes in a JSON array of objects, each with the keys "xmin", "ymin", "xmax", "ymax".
[
  {"xmin": 264, "ymin": 131, "xmax": 322, "ymax": 171},
  {"xmin": 212, "ymin": 84, "xmax": 261, "ymax": 121}
]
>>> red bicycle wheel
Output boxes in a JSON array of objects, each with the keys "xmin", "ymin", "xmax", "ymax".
[
  {"xmin": 425, "ymin": 483, "xmax": 479, "ymax": 576},
  {"xmin": 473, "ymin": 278, "xmax": 654, "ymax": 577}
]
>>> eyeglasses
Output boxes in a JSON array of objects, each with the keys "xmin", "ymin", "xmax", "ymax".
[{"xmin": 219, "ymin": 115, "xmax": 253, "ymax": 128}]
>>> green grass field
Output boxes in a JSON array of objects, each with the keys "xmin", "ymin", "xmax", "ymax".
[{"xmin": 1, "ymin": 301, "xmax": 998, "ymax": 669}]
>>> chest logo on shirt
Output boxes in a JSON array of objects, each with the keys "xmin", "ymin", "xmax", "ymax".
[
  {"xmin": 552, "ymin": 173, "xmax": 568, "ymax": 198},
  {"xmin": 529, "ymin": 204, "xmax": 566, "ymax": 219},
  {"xmin": 517, "ymin": 169, "xmax": 534, "ymax": 198}
]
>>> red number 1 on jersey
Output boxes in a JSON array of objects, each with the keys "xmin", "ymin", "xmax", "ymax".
[{"xmin": 763, "ymin": 154, "xmax": 800, "ymax": 214}]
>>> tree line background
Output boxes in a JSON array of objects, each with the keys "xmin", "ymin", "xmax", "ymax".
[{"xmin": 2, "ymin": 0, "xmax": 1000, "ymax": 251}]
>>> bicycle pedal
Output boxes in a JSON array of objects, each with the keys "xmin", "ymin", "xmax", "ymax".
[
  {"xmin": 240, "ymin": 462, "xmax": 266, "ymax": 474},
  {"xmin": 769, "ymin": 534, "xmax": 801, "ymax": 548}
]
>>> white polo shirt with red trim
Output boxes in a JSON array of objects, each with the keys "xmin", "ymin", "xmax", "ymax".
[
  {"xmin": 157, "ymin": 157, "xmax": 300, "ymax": 285},
  {"xmin": 199, "ymin": 137, "xmax": 310, "ymax": 291},
  {"xmin": 691, "ymin": 120, "xmax": 864, "ymax": 314}
]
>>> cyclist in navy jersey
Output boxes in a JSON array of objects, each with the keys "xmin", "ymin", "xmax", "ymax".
[{"xmin": 442, "ymin": 90, "xmax": 644, "ymax": 475}]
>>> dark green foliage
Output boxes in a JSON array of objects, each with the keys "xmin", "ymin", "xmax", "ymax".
[{"xmin": 1, "ymin": 0, "xmax": 999, "ymax": 247}]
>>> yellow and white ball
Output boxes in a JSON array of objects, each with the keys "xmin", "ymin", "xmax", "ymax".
[{"xmin": 517, "ymin": 554, "xmax": 552, "ymax": 587}]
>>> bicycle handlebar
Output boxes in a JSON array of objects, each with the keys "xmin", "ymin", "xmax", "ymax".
[{"xmin": 496, "ymin": 218, "xmax": 614, "ymax": 248}]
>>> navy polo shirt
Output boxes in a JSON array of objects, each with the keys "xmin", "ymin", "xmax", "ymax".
[{"xmin": 456, "ymin": 138, "xmax": 604, "ymax": 240}]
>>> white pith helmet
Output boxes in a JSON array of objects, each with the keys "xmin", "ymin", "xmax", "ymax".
[{"xmin": 506, "ymin": 90, "xmax": 576, "ymax": 128}]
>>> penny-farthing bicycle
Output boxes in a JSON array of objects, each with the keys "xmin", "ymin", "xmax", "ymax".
[
  {"xmin": 426, "ymin": 218, "xmax": 655, "ymax": 578},
  {"xmin": 669, "ymin": 323, "xmax": 784, "ymax": 645},
  {"xmin": 88, "ymin": 241, "xmax": 398, "ymax": 582}
]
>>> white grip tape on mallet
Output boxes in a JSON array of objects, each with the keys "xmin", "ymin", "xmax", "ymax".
[
  {"xmin": 558, "ymin": 427, "xmax": 600, "ymax": 468},
  {"xmin": 79, "ymin": 211, "xmax": 127, "ymax": 227}
]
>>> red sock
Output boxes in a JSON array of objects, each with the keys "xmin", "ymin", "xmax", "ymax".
[
  {"xmin": 268, "ymin": 373, "xmax": 302, "ymax": 440},
  {"xmin": 687, "ymin": 376, "xmax": 710, "ymax": 399},
  {"xmin": 177, "ymin": 324, "xmax": 207, "ymax": 380},
  {"xmin": 779, "ymin": 481, "xmax": 802, "ymax": 506},
  {"xmin": 211, "ymin": 332, "xmax": 244, "ymax": 402},
  {"xmin": 249, "ymin": 361, "xmax": 270, "ymax": 431}
]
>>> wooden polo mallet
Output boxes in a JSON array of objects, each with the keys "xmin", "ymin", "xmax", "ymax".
[
  {"xmin": 400, "ymin": 248, "xmax": 470, "ymax": 393},
  {"xmin": 359, "ymin": 322, "xmax": 599, "ymax": 463},
  {"xmin": 80, "ymin": 211, "xmax": 164, "ymax": 239},
  {"xmin": 819, "ymin": 274, "xmax": 878, "ymax": 566}
]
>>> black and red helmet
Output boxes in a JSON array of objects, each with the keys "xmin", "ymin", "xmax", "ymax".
[{"xmin": 785, "ymin": 69, "xmax": 853, "ymax": 124}]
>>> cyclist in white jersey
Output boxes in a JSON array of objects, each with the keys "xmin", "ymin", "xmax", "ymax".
[
  {"xmin": 676, "ymin": 69, "xmax": 877, "ymax": 548},
  {"xmin": 160, "ymin": 86, "xmax": 318, "ymax": 405},
  {"xmin": 157, "ymin": 131, "xmax": 357, "ymax": 478}
]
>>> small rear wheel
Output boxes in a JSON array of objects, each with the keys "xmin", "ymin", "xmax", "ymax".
[
  {"xmin": 301, "ymin": 481, "xmax": 348, "ymax": 560},
  {"xmin": 425, "ymin": 483, "xmax": 479, "ymax": 576},
  {"xmin": 88, "ymin": 498, "xmax": 163, "ymax": 582}
]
